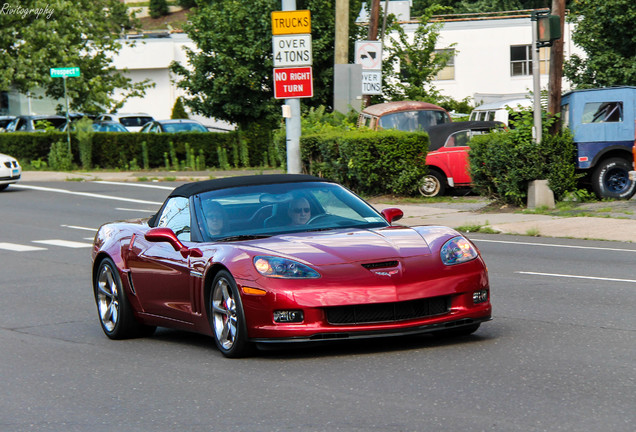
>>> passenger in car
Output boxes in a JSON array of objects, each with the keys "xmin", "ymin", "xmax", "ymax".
[{"xmin": 204, "ymin": 202, "xmax": 228, "ymax": 236}]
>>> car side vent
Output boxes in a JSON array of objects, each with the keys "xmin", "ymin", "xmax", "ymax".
[{"xmin": 361, "ymin": 260, "xmax": 399, "ymax": 270}]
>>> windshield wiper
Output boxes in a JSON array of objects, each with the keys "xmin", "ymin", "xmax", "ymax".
[
  {"xmin": 304, "ymin": 227, "xmax": 336, "ymax": 233},
  {"xmin": 216, "ymin": 234, "xmax": 271, "ymax": 242}
]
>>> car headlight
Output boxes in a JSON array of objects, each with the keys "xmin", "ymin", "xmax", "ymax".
[
  {"xmin": 253, "ymin": 256, "xmax": 320, "ymax": 279},
  {"xmin": 440, "ymin": 236, "xmax": 478, "ymax": 265}
]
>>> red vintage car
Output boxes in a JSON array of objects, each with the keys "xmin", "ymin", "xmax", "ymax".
[
  {"xmin": 420, "ymin": 121, "xmax": 504, "ymax": 197},
  {"xmin": 92, "ymin": 175, "xmax": 491, "ymax": 357}
]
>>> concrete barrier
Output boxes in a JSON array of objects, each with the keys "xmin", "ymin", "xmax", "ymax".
[{"xmin": 527, "ymin": 179, "xmax": 555, "ymax": 209}]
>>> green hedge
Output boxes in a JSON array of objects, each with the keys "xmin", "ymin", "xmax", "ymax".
[
  {"xmin": 469, "ymin": 125, "xmax": 578, "ymax": 206},
  {"xmin": 301, "ymin": 129, "xmax": 429, "ymax": 195},
  {"xmin": 0, "ymin": 131, "xmax": 242, "ymax": 169}
]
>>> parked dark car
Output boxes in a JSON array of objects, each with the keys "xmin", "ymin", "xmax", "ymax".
[
  {"xmin": 4, "ymin": 115, "xmax": 67, "ymax": 132},
  {"xmin": 139, "ymin": 119, "xmax": 208, "ymax": 133},
  {"xmin": 0, "ymin": 115, "xmax": 16, "ymax": 131}
]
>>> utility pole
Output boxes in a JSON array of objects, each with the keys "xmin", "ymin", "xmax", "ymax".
[
  {"xmin": 548, "ymin": 0, "xmax": 566, "ymax": 134},
  {"xmin": 334, "ymin": 0, "xmax": 349, "ymax": 65}
]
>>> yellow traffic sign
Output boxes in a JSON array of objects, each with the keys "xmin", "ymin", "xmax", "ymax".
[{"xmin": 271, "ymin": 10, "xmax": 311, "ymax": 35}]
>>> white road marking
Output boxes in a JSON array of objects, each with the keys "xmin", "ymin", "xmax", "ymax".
[
  {"xmin": 12, "ymin": 184, "xmax": 163, "ymax": 206},
  {"xmin": 94, "ymin": 180, "xmax": 173, "ymax": 190},
  {"xmin": 61, "ymin": 225, "xmax": 97, "ymax": 232},
  {"xmin": 33, "ymin": 239, "xmax": 92, "ymax": 248},
  {"xmin": 0, "ymin": 242, "xmax": 47, "ymax": 252},
  {"xmin": 516, "ymin": 271, "xmax": 636, "ymax": 284},
  {"xmin": 115, "ymin": 207, "xmax": 157, "ymax": 213},
  {"xmin": 474, "ymin": 238, "xmax": 636, "ymax": 253}
]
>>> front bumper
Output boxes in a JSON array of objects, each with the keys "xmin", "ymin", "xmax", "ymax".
[{"xmin": 251, "ymin": 315, "xmax": 492, "ymax": 344}]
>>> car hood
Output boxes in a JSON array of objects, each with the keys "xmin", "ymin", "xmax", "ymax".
[{"xmin": 243, "ymin": 226, "xmax": 432, "ymax": 266}]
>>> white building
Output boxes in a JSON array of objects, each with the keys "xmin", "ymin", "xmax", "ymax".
[
  {"xmin": 110, "ymin": 33, "xmax": 233, "ymax": 130},
  {"xmin": 420, "ymin": 13, "xmax": 581, "ymax": 105},
  {"xmin": 364, "ymin": 2, "xmax": 583, "ymax": 105}
]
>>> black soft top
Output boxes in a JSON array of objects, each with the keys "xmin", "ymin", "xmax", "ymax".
[
  {"xmin": 427, "ymin": 121, "xmax": 504, "ymax": 151},
  {"xmin": 168, "ymin": 174, "xmax": 329, "ymax": 198}
]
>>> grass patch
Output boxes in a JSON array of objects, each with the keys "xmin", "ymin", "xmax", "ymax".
[
  {"xmin": 525, "ymin": 227, "xmax": 540, "ymax": 237},
  {"xmin": 456, "ymin": 221, "xmax": 500, "ymax": 234}
]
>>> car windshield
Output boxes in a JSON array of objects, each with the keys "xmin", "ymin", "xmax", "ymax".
[
  {"xmin": 379, "ymin": 110, "xmax": 450, "ymax": 132},
  {"xmin": 194, "ymin": 182, "xmax": 389, "ymax": 241},
  {"xmin": 162, "ymin": 122, "xmax": 207, "ymax": 132}
]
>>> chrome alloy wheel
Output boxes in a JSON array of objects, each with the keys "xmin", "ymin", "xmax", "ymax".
[
  {"xmin": 97, "ymin": 264, "xmax": 120, "ymax": 332},
  {"xmin": 212, "ymin": 277, "xmax": 238, "ymax": 350}
]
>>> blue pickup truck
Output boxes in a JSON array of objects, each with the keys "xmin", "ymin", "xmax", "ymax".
[{"xmin": 561, "ymin": 86, "xmax": 636, "ymax": 199}]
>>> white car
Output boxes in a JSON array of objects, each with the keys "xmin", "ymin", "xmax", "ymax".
[
  {"xmin": 95, "ymin": 113, "xmax": 154, "ymax": 132},
  {"xmin": 0, "ymin": 153, "xmax": 21, "ymax": 191}
]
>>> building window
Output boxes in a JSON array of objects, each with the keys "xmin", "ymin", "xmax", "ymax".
[
  {"xmin": 434, "ymin": 49, "xmax": 455, "ymax": 80},
  {"xmin": 510, "ymin": 45, "xmax": 550, "ymax": 76}
]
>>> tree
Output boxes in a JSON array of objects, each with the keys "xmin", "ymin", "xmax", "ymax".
[
  {"xmin": 564, "ymin": 0, "xmax": 636, "ymax": 88},
  {"xmin": 381, "ymin": 6, "xmax": 455, "ymax": 102},
  {"xmin": 411, "ymin": 1, "xmax": 555, "ymax": 16},
  {"xmin": 171, "ymin": 97, "xmax": 189, "ymax": 119},
  {"xmin": 171, "ymin": 0, "xmax": 363, "ymax": 129},
  {"xmin": 0, "ymin": 0, "xmax": 154, "ymax": 114},
  {"xmin": 149, "ymin": 0, "xmax": 170, "ymax": 19}
]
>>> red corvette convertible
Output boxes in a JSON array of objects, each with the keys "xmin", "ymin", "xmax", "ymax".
[{"xmin": 92, "ymin": 175, "xmax": 491, "ymax": 357}]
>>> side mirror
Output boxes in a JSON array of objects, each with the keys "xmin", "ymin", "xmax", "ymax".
[
  {"xmin": 381, "ymin": 208, "xmax": 404, "ymax": 224},
  {"xmin": 145, "ymin": 227, "xmax": 202, "ymax": 257}
]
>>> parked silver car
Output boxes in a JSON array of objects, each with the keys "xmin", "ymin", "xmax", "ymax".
[{"xmin": 96, "ymin": 113, "xmax": 154, "ymax": 132}]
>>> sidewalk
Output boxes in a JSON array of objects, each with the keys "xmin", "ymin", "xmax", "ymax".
[{"xmin": 19, "ymin": 170, "xmax": 636, "ymax": 243}]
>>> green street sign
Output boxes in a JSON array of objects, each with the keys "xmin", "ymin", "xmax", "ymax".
[{"xmin": 50, "ymin": 67, "xmax": 80, "ymax": 78}]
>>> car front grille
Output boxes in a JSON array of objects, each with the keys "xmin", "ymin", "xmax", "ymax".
[
  {"xmin": 325, "ymin": 296, "xmax": 451, "ymax": 325},
  {"xmin": 361, "ymin": 260, "xmax": 399, "ymax": 270}
]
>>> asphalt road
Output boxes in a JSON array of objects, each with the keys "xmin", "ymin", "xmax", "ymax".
[{"xmin": 1, "ymin": 181, "xmax": 635, "ymax": 432}]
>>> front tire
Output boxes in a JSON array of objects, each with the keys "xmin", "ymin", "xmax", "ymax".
[
  {"xmin": 419, "ymin": 171, "xmax": 446, "ymax": 197},
  {"xmin": 210, "ymin": 270, "xmax": 252, "ymax": 358},
  {"xmin": 591, "ymin": 158, "xmax": 636, "ymax": 199},
  {"xmin": 94, "ymin": 258, "xmax": 155, "ymax": 339}
]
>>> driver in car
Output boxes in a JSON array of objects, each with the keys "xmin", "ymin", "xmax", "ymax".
[{"xmin": 288, "ymin": 196, "xmax": 311, "ymax": 225}]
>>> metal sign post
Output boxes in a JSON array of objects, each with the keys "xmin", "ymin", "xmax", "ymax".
[
  {"xmin": 531, "ymin": 13, "xmax": 542, "ymax": 144},
  {"xmin": 50, "ymin": 67, "xmax": 80, "ymax": 151}
]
